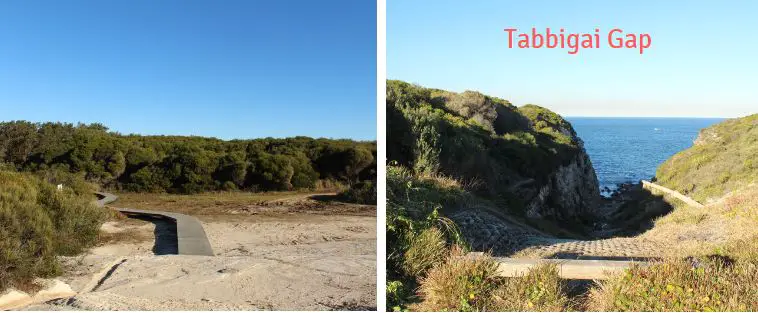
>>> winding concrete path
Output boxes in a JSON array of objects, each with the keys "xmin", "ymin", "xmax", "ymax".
[
  {"xmin": 641, "ymin": 180, "xmax": 704, "ymax": 208},
  {"xmin": 94, "ymin": 192, "xmax": 214, "ymax": 256}
]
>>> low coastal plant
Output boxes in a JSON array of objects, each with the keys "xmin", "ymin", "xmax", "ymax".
[
  {"xmin": 492, "ymin": 263, "xmax": 570, "ymax": 311},
  {"xmin": 589, "ymin": 257, "xmax": 758, "ymax": 311},
  {"xmin": 412, "ymin": 247, "xmax": 501, "ymax": 312},
  {"xmin": 413, "ymin": 248, "xmax": 570, "ymax": 312}
]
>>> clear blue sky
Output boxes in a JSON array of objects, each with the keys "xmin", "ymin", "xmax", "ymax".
[
  {"xmin": 0, "ymin": 0, "xmax": 376, "ymax": 140},
  {"xmin": 388, "ymin": 0, "xmax": 758, "ymax": 118}
]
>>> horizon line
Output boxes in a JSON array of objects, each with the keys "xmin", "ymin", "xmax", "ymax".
[{"xmin": 564, "ymin": 116, "xmax": 730, "ymax": 119}]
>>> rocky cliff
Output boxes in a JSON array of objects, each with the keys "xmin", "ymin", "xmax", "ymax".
[
  {"xmin": 523, "ymin": 151, "xmax": 600, "ymax": 220},
  {"xmin": 386, "ymin": 80, "xmax": 600, "ymax": 224}
]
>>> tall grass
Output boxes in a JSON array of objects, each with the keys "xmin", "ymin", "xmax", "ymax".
[
  {"xmin": 0, "ymin": 169, "xmax": 104, "ymax": 291},
  {"xmin": 413, "ymin": 248, "xmax": 570, "ymax": 312}
]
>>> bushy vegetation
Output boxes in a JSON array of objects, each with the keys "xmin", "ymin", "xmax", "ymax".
[
  {"xmin": 386, "ymin": 81, "xmax": 588, "ymax": 310},
  {"xmin": 589, "ymin": 258, "xmax": 758, "ymax": 311},
  {"xmin": 387, "ymin": 80, "xmax": 583, "ymax": 216},
  {"xmin": 0, "ymin": 168, "xmax": 104, "ymax": 290},
  {"xmin": 386, "ymin": 165, "xmax": 571, "ymax": 311},
  {"xmin": 337, "ymin": 180, "xmax": 377, "ymax": 204},
  {"xmin": 0, "ymin": 121, "xmax": 376, "ymax": 194},
  {"xmin": 386, "ymin": 165, "xmax": 471, "ymax": 310},
  {"xmin": 655, "ymin": 114, "xmax": 758, "ymax": 203},
  {"xmin": 387, "ymin": 80, "xmax": 758, "ymax": 311}
]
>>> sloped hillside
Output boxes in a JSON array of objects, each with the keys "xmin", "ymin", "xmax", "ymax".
[
  {"xmin": 655, "ymin": 114, "xmax": 758, "ymax": 203},
  {"xmin": 386, "ymin": 80, "xmax": 600, "ymax": 222}
]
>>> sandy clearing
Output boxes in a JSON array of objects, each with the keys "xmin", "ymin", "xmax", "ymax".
[{"xmin": 24, "ymin": 213, "xmax": 376, "ymax": 310}]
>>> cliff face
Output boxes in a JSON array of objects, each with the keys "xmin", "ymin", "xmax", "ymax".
[
  {"xmin": 524, "ymin": 151, "xmax": 600, "ymax": 220},
  {"xmin": 386, "ymin": 80, "xmax": 600, "ymax": 223}
]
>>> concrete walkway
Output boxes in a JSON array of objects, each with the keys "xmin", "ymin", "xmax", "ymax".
[
  {"xmin": 95, "ymin": 192, "xmax": 214, "ymax": 256},
  {"xmin": 480, "ymin": 254, "xmax": 650, "ymax": 280},
  {"xmin": 641, "ymin": 180, "xmax": 705, "ymax": 208}
]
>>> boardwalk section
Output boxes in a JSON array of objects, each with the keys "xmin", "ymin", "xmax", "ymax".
[{"xmin": 94, "ymin": 192, "xmax": 214, "ymax": 256}]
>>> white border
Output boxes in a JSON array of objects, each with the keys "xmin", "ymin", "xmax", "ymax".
[{"xmin": 376, "ymin": 0, "xmax": 387, "ymax": 310}]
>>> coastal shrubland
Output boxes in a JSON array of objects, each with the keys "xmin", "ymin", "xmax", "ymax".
[
  {"xmin": 385, "ymin": 80, "xmax": 596, "ymax": 310},
  {"xmin": 386, "ymin": 80, "xmax": 596, "ymax": 221},
  {"xmin": 0, "ymin": 167, "xmax": 104, "ymax": 291},
  {"xmin": 0, "ymin": 121, "xmax": 376, "ymax": 195},
  {"xmin": 386, "ymin": 80, "xmax": 758, "ymax": 311}
]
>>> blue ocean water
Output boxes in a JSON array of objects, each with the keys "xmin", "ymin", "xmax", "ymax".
[{"xmin": 567, "ymin": 117, "xmax": 724, "ymax": 195}]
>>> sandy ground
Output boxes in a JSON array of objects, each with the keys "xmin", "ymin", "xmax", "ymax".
[{"xmin": 24, "ymin": 210, "xmax": 376, "ymax": 310}]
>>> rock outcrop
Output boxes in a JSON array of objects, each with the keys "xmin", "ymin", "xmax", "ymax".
[
  {"xmin": 523, "ymin": 146, "xmax": 600, "ymax": 220},
  {"xmin": 387, "ymin": 80, "xmax": 602, "ymax": 240}
]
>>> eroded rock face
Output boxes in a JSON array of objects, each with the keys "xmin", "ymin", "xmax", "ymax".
[{"xmin": 524, "ymin": 151, "xmax": 601, "ymax": 220}]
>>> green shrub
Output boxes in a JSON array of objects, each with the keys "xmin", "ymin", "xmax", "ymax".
[
  {"xmin": 337, "ymin": 180, "xmax": 377, "ymax": 204},
  {"xmin": 0, "ymin": 169, "xmax": 104, "ymax": 290}
]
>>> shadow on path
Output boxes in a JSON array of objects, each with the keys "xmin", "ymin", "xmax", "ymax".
[
  {"xmin": 127, "ymin": 215, "xmax": 179, "ymax": 255},
  {"xmin": 544, "ymin": 252, "xmax": 661, "ymax": 262}
]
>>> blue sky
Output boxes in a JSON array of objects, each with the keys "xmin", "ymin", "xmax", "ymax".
[
  {"xmin": 0, "ymin": 0, "xmax": 376, "ymax": 140},
  {"xmin": 388, "ymin": 0, "xmax": 757, "ymax": 118}
]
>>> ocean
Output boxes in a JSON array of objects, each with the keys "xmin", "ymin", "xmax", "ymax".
[{"xmin": 567, "ymin": 117, "xmax": 724, "ymax": 196}]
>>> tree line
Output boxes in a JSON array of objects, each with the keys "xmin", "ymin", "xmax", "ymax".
[{"xmin": 0, "ymin": 121, "xmax": 376, "ymax": 194}]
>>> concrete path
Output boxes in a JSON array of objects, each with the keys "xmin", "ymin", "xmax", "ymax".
[
  {"xmin": 471, "ymin": 253, "xmax": 650, "ymax": 280},
  {"xmin": 94, "ymin": 192, "xmax": 214, "ymax": 256},
  {"xmin": 641, "ymin": 180, "xmax": 704, "ymax": 208}
]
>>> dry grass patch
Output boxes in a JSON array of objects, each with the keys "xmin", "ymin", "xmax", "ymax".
[
  {"xmin": 643, "ymin": 185, "xmax": 758, "ymax": 260},
  {"xmin": 110, "ymin": 190, "xmax": 317, "ymax": 215}
]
